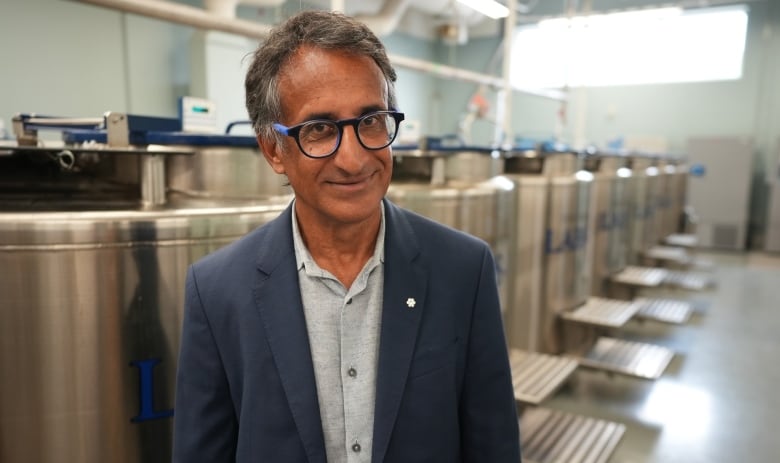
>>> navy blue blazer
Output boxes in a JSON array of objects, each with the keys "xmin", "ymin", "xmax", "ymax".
[{"xmin": 173, "ymin": 199, "xmax": 521, "ymax": 462}]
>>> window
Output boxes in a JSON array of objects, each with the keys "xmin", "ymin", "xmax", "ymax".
[{"xmin": 510, "ymin": 6, "xmax": 749, "ymax": 89}]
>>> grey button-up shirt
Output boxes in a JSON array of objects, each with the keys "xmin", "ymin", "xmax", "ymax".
[{"xmin": 292, "ymin": 202, "xmax": 385, "ymax": 463}]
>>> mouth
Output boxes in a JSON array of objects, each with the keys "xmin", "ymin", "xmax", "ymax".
[{"xmin": 328, "ymin": 173, "xmax": 375, "ymax": 189}]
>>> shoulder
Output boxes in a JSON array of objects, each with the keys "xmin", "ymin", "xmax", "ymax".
[{"xmin": 191, "ymin": 206, "xmax": 292, "ymax": 280}]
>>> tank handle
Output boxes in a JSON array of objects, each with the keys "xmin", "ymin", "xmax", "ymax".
[{"xmin": 225, "ymin": 120, "xmax": 253, "ymax": 134}]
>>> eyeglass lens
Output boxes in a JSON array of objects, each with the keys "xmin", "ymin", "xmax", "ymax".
[{"xmin": 298, "ymin": 113, "xmax": 398, "ymax": 157}]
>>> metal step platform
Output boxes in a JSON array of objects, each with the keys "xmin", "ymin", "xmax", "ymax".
[
  {"xmin": 520, "ymin": 407, "xmax": 626, "ymax": 463},
  {"xmin": 665, "ymin": 233, "xmax": 698, "ymax": 248},
  {"xmin": 509, "ymin": 349, "xmax": 579, "ymax": 405},
  {"xmin": 634, "ymin": 297, "xmax": 694, "ymax": 324},
  {"xmin": 561, "ymin": 297, "xmax": 641, "ymax": 328},
  {"xmin": 645, "ymin": 245, "xmax": 715, "ymax": 271},
  {"xmin": 611, "ymin": 265, "xmax": 668, "ymax": 287},
  {"xmin": 578, "ymin": 337, "xmax": 675, "ymax": 380},
  {"xmin": 644, "ymin": 245, "xmax": 692, "ymax": 264},
  {"xmin": 663, "ymin": 270, "xmax": 717, "ymax": 291}
]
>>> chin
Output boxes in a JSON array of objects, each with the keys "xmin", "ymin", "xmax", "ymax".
[{"xmin": 327, "ymin": 197, "xmax": 384, "ymax": 224}]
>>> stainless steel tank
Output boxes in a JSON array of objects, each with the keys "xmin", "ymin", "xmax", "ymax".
[
  {"xmin": 386, "ymin": 147, "xmax": 516, "ymax": 318},
  {"xmin": 655, "ymin": 156, "xmax": 678, "ymax": 242},
  {"xmin": 644, "ymin": 156, "xmax": 663, "ymax": 251},
  {"xmin": 0, "ymin": 200, "xmax": 288, "ymax": 463},
  {"xmin": 625, "ymin": 154, "xmax": 660, "ymax": 264},
  {"xmin": 501, "ymin": 147, "xmax": 594, "ymax": 354},
  {"xmin": 670, "ymin": 156, "xmax": 691, "ymax": 234},
  {"xmin": 499, "ymin": 150, "xmax": 545, "ymax": 352},
  {"xmin": 583, "ymin": 151, "xmax": 631, "ymax": 297},
  {"xmin": 0, "ymin": 117, "xmax": 291, "ymax": 463},
  {"xmin": 167, "ymin": 146, "xmax": 291, "ymax": 198}
]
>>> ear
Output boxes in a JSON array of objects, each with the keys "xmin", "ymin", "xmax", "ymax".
[{"xmin": 257, "ymin": 135, "xmax": 286, "ymax": 175}]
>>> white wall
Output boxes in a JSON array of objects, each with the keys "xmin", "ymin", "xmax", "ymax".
[
  {"xmin": 0, "ymin": 0, "xmax": 436, "ymax": 136},
  {"xmin": 1, "ymin": 0, "xmax": 128, "ymax": 123}
]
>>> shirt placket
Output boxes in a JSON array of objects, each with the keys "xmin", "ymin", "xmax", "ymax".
[{"xmin": 341, "ymin": 272, "xmax": 371, "ymax": 463}]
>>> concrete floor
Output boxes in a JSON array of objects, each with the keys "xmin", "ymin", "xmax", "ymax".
[{"xmin": 542, "ymin": 251, "xmax": 780, "ymax": 463}]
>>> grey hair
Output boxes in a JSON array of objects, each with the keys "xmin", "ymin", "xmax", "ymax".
[{"xmin": 245, "ymin": 10, "xmax": 398, "ymax": 143}]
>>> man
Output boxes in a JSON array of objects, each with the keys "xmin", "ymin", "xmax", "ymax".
[{"xmin": 173, "ymin": 10, "xmax": 520, "ymax": 463}]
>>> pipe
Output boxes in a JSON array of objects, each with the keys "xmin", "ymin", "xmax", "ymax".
[
  {"xmin": 240, "ymin": 0, "xmax": 286, "ymax": 5},
  {"xmin": 69, "ymin": 0, "xmax": 565, "ymax": 100},
  {"xmin": 69, "ymin": 0, "xmax": 272, "ymax": 40},
  {"xmin": 392, "ymin": 53, "xmax": 564, "ymax": 100},
  {"xmin": 203, "ymin": 0, "xmax": 286, "ymax": 19},
  {"xmin": 331, "ymin": 0, "xmax": 345, "ymax": 13},
  {"xmin": 499, "ymin": 0, "xmax": 518, "ymax": 148},
  {"xmin": 354, "ymin": 0, "xmax": 412, "ymax": 37},
  {"xmin": 389, "ymin": 53, "xmax": 505, "ymax": 89},
  {"xmin": 203, "ymin": 0, "xmax": 238, "ymax": 19}
]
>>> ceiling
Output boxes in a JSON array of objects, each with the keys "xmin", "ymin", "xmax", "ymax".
[
  {"xmin": 292, "ymin": 0, "xmax": 760, "ymax": 19},
  {"xmin": 238, "ymin": 0, "xmax": 762, "ymax": 41}
]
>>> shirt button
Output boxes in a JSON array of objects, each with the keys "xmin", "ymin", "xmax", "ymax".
[
  {"xmin": 352, "ymin": 442, "xmax": 361, "ymax": 453},
  {"xmin": 348, "ymin": 367, "xmax": 357, "ymax": 378}
]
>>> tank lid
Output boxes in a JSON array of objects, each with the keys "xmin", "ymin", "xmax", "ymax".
[
  {"xmin": 64, "ymin": 129, "xmax": 258, "ymax": 147},
  {"xmin": 502, "ymin": 140, "xmax": 574, "ymax": 159},
  {"xmin": 579, "ymin": 145, "xmax": 630, "ymax": 158},
  {"xmin": 393, "ymin": 136, "xmax": 500, "ymax": 157}
]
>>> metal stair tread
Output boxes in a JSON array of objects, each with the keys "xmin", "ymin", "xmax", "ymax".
[
  {"xmin": 611, "ymin": 265, "xmax": 669, "ymax": 287},
  {"xmin": 645, "ymin": 245, "xmax": 692, "ymax": 264},
  {"xmin": 561, "ymin": 297, "xmax": 641, "ymax": 328},
  {"xmin": 663, "ymin": 270, "xmax": 717, "ymax": 290},
  {"xmin": 509, "ymin": 349, "xmax": 579, "ymax": 405},
  {"xmin": 665, "ymin": 233, "xmax": 698, "ymax": 248},
  {"xmin": 634, "ymin": 297, "xmax": 694, "ymax": 324},
  {"xmin": 520, "ymin": 407, "xmax": 626, "ymax": 463},
  {"xmin": 578, "ymin": 337, "xmax": 675, "ymax": 380}
]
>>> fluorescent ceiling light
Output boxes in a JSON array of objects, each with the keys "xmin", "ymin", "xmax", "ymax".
[
  {"xmin": 456, "ymin": 0, "xmax": 510, "ymax": 19},
  {"xmin": 538, "ymin": 7, "xmax": 682, "ymax": 29}
]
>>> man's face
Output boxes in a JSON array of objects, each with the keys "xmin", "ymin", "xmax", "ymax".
[{"xmin": 259, "ymin": 46, "xmax": 393, "ymax": 228}]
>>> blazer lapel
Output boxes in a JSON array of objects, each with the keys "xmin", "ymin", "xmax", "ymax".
[
  {"xmin": 253, "ymin": 205, "xmax": 327, "ymax": 463},
  {"xmin": 372, "ymin": 200, "xmax": 428, "ymax": 463}
]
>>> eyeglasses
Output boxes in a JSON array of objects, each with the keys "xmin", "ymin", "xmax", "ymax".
[{"xmin": 273, "ymin": 110, "xmax": 405, "ymax": 159}]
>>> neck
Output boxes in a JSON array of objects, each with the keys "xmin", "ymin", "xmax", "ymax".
[{"xmin": 296, "ymin": 205, "xmax": 382, "ymax": 288}]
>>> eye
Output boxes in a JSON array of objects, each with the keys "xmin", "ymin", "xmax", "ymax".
[
  {"xmin": 300, "ymin": 121, "xmax": 337, "ymax": 141},
  {"xmin": 362, "ymin": 114, "xmax": 379, "ymax": 126},
  {"xmin": 360, "ymin": 113, "xmax": 388, "ymax": 131}
]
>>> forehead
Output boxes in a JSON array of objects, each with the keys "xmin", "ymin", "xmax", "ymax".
[{"xmin": 277, "ymin": 46, "xmax": 388, "ymax": 119}]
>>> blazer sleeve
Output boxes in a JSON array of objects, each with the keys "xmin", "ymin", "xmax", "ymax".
[
  {"xmin": 459, "ymin": 246, "xmax": 522, "ymax": 462},
  {"xmin": 172, "ymin": 266, "xmax": 238, "ymax": 462}
]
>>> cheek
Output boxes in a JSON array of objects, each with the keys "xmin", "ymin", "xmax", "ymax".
[
  {"xmin": 380, "ymin": 150, "xmax": 394, "ymax": 171},
  {"xmin": 285, "ymin": 158, "xmax": 322, "ymax": 188}
]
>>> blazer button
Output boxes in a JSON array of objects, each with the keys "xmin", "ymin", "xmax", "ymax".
[
  {"xmin": 352, "ymin": 442, "xmax": 361, "ymax": 453},
  {"xmin": 348, "ymin": 367, "xmax": 357, "ymax": 378}
]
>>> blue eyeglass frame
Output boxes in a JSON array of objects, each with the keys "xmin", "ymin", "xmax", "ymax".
[{"xmin": 273, "ymin": 110, "xmax": 405, "ymax": 159}]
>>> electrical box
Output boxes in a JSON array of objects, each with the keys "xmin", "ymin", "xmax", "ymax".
[
  {"xmin": 179, "ymin": 97, "xmax": 218, "ymax": 133},
  {"xmin": 766, "ymin": 140, "xmax": 780, "ymax": 253},
  {"xmin": 686, "ymin": 136, "xmax": 753, "ymax": 250}
]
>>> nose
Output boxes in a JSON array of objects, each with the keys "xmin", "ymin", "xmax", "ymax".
[{"xmin": 332, "ymin": 125, "xmax": 367, "ymax": 173}]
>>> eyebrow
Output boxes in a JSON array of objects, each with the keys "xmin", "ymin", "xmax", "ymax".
[{"xmin": 297, "ymin": 105, "xmax": 389, "ymax": 124}]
